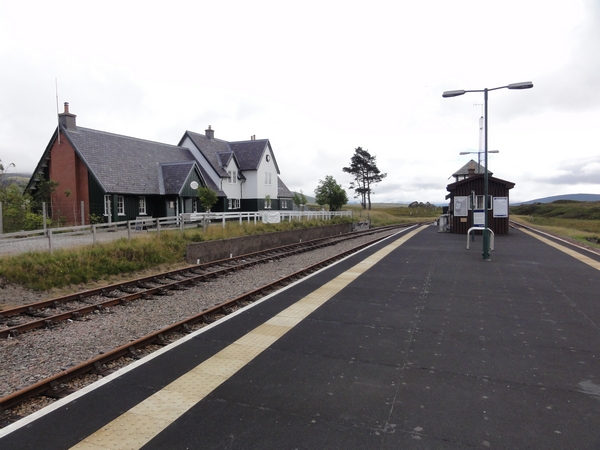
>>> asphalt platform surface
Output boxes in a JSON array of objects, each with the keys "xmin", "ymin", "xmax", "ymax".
[{"xmin": 2, "ymin": 224, "xmax": 600, "ymax": 449}]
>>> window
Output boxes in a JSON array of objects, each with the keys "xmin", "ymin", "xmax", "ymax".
[
  {"xmin": 104, "ymin": 195, "xmax": 111, "ymax": 216},
  {"xmin": 192, "ymin": 198, "xmax": 198, "ymax": 213},
  {"xmin": 138, "ymin": 196, "xmax": 147, "ymax": 215},
  {"xmin": 117, "ymin": 195, "xmax": 125, "ymax": 216},
  {"xmin": 228, "ymin": 198, "xmax": 241, "ymax": 210},
  {"xmin": 281, "ymin": 199, "xmax": 289, "ymax": 209},
  {"xmin": 264, "ymin": 172, "xmax": 272, "ymax": 185},
  {"xmin": 475, "ymin": 195, "xmax": 492, "ymax": 210},
  {"xmin": 228, "ymin": 170, "xmax": 237, "ymax": 184},
  {"xmin": 264, "ymin": 197, "xmax": 271, "ymax": 209}
]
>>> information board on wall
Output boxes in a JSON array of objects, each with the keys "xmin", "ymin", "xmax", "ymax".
[
  {"xmin": 454, "ymin": 196, "xmax": 469, "ymax": 217},
  {"xmin": 493, "ymin": 197, "xmax": 508, "ymax": 218}
]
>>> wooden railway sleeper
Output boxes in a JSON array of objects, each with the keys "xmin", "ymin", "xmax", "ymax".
[
  {"xmin": 101, "ymin": 289, "xmax": 123, "ymax": 298},
  {"xmin": 93, "ymin": 361, "xmax": 116, "ymax": 376},
  {"xmin": 171, "ymin": 283, "xmax": 191, "ymax": 291},
  {"xmin": 128, "ymin": 346, "xmax": 141, "ymax": 360},
  {"xmin": 180, "ymin": 271, "xmax": 198, "ymax": 278},
  {"xmin": 156, "ymin": 333, "xmax": 168, "ymax": 345},
  {"xmin": 46, "ymin": 381, "xmax": 75, "ymax": 399},
  {"xmin": 119, "ymin": 285, "xmax": 139, "ymax": 294},
  {"xmin": 26, "ymin": 307, "xmax": 51, "ymax": 318},
  {"xmin": 202, "ymin": 314, "xmax": 216, "ymax": 324}
]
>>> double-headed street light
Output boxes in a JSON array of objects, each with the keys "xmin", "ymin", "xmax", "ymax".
[
  {"xmin": 460, "ymin": 150, "xmax": 499, "ymax": 173},
  {"xmin": 443, "ymin": 81, "xmax": 533, "ymax": 260}
]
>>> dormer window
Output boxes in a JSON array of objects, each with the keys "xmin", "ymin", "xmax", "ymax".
[{"xmin": 228, "ymin": 170, "xmax": 237, "ymax": 184}]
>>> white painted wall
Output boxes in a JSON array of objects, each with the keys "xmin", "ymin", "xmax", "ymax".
[
  {"xmin": 222, "ymin": 159, "xmax": 242, "ymax": 199},
  {"xmin": 180, "ymin": 136, "xmax": 221, "ymax": 188},
  {"xmin": 255, "ymin": 144, "xmax": 278, "ymax": 201}
]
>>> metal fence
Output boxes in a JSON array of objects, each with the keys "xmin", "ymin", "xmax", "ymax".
[{"xmin": 0, "ymin": 210, "xmax": 353, "ymax": 255}]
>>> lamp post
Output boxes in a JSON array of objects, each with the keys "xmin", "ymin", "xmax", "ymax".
[
  {"xmin": 459, "ymin": 150, "xmax": 499, "ymax": 174},
  {"xmin": 443, "ymin": 81, "xmax": 533, "ymax": 260}
]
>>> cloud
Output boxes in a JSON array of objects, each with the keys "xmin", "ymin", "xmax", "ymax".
[{"xmin": 535, "ymin": 156, "xmax": 600, "ymax": 185}]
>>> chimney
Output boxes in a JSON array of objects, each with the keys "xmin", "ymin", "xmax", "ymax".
[
  {"xmin": 58, "ymin": 102, "xmax": 77, "ymax": 130},
  {"xmin": 468, "ymin": 161, "xmax": 475, "ymax": 176},
  {"xmin": 205, "ymin": 125, "xmax": 214, "ymax": 139},
  {"xmin": 251, "ymin": 135, "xmax": 256, "ymax": 140}
]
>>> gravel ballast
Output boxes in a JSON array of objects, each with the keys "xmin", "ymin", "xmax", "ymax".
[{"xmin": 0, "ymin": 229, "xmax": 402, "ymax": 403}]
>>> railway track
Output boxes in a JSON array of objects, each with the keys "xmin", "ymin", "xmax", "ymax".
[
  {"xmin": 0, "ymin": 224, "xmax": 403, "ymax": 339},
  {"xmin": 509, "ymin": 219, "xmax": 600, "ymax": 256},
  {"xmin": 0, "ymin": 223, "xmax": 419, "ymax": 425}
]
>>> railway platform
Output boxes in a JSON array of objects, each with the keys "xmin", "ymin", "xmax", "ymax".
[{"xmin": 2, "ymin": 223, "xmax": 600, "ymax": 449}]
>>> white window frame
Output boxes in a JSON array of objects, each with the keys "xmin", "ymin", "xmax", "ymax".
[
  {"xmin": 138, "ymin": 196, "xmax": 147, "ymax": 215},
  {"xmin": 228, "ymin": 170, "xmax": 237, "ymax": 184},
  {"xmin": 117, "ymin": 195, "xmax": 125, "ymax": 216},
  {"xmin": 104, "ymin": 195, "xmax": 111, "ymax": 216},
  {"xmin": 475, "ymin": 195, "xmax": 492, "ymax": 210},
  {"xmin": 265, "ymin": 172, "xmax": 272, "ymax": 185},
  {"xmin": 281, "ymin": 199, "xmax": 289, "ymax": 209},
  {"xmin": 228, "ymin": 198, "xmax": 241, "ymax": 210}
]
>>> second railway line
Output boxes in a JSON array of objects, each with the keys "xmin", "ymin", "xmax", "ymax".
[{"xmin": 0, "ymin": 224, "xmax": 415, "ymax": 425}]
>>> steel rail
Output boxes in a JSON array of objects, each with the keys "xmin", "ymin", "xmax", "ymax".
[
  {"xmin": 0, "ymin": 225, "xmax": 400, "ymax": 320},
  {"xmin": 0, "ymin": 224, "xmax": 416, "ymax": 417},
  {"xmin": 509, "ymin": 220, "xmax": 600, "ymax": 256},
  {"xmin": 0, "ymin": 226, "xmax": 408, "ymax": 338}
]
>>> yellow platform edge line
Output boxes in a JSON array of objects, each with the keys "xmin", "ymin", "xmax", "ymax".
[
  {"xmin": 520, "ymin": 228, "xmax": 600, "ymax": 271},
  {"xmin": 71, "ymin": 225, "xmax": 428, "ymax": 449}
]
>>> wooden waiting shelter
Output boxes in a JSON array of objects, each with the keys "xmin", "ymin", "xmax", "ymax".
[{"xmin": 445, "ymin": 160, "xmax": 515, "ymax": 235}]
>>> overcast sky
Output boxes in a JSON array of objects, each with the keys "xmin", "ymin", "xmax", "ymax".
[{"xmin": 1, "ymin": 0, "xmax": 599, "ymax": 204}]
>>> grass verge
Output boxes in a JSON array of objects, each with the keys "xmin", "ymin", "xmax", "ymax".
[
  {"xmin": 511, "ymin": 215, "xmax": 600, "ymax": 250},
  {"xmin": 0, "ymin": 209, "xmax": 440, "ymax": 292}
]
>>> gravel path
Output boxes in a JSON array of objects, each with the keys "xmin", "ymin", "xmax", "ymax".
[
  {"xmin": 0, "ymin": 228, "xmax": 401, "ymax": 403},
  {"xmin": 0, "ymin": 229, "xmax": 141, "ymax": 256}
]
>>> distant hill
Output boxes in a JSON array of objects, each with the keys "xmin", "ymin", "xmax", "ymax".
[
  {"xmin": 291, "ymin": 192, "xmax": 316, "ymax": 204},
  {"xmin": 515, "ymin": 193, "xmax": 600, "ymax": 205},
  {"xmin": 1, "ymin": 173, "xmax": 30, "ymax": 190}
]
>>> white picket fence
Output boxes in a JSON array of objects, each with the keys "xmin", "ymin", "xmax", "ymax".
[{"xmin": 0, "ymin": 210, "xmax": 352, "ymax": 255}]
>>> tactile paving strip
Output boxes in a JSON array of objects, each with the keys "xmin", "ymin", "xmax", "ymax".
[
  {"xmin": 521, "ymin": 228, "xmax": 600, "ymax": 271},
  {"xmin": 71, "ymin": 225, "xmax": 428, "ymax": 449}
]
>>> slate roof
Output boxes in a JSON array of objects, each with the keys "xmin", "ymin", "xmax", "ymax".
[
  {"xmin": 160, "ymin": 162, "xmax": 195, "ymax": 195},
  {"xmin": 183, "ymin": 130, "xmax": 281, "ymax": 175},
  {"xmin": 183, "ymin": 131, "xmax": 231, "ymax": 178},
  {"xmin": 62, "ymin": 126, "xmax": 198, "ymax": 195},
  {"xmin": 446, "ymin": 174, "xmax": 515, "ymax": 190},
  {"xmin": 229, "ymin": 139, "xmax": 279, "ymax": 173},
  {"xmin": 278, "ymin": 176, "xmax": 293, "ymax": 198},
  {"xmin": 452, "ymin": 159, "xmax": 492, "ymax": 178}
]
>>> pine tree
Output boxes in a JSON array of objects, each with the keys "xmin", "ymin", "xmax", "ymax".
[{"xmin": 343, "ymin": 147, "xmax": 387, "ymax": 210}]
